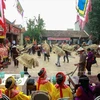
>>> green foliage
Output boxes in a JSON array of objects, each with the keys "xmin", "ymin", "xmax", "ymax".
[
  {"xmin": 87, "ymin": 0, "xmax": 100, "ymax": 42},
  {"xmin": 23, "ymin": 14, "xmax": 45, "ymax": 44}
]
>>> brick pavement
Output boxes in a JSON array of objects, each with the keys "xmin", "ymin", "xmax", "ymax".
[{"xmin": 2, "ymin": 52, "xmax": 100, "ymax": 77}]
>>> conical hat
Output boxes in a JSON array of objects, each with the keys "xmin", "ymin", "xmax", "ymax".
[{"xmin": 77, "ymin": 47, "xmax": 84, "ymax": 52}]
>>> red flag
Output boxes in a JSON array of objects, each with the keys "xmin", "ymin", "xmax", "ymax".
[{"xmin": 0, "ymin": 0, "xmax": 6, "ymax": 38}]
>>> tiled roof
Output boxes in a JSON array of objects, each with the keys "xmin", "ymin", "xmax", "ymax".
[{"xmin": 42, "ymin": 30, "xmax": 88, "ymax": 38}]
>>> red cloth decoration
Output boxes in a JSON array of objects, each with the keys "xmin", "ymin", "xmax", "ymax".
[
  {"xmin": 0, "ymin": 90, "xmax": 2, "ymax": 98},
  {"xmin": 55, "ymin": 84, "xmax": 68, "ymax": 98},
  {"xmin": 0, "ymin": 0, "xmax": 6, "ymax": 38},
  {"xmin": 37, "ymin": 77, "xmax": 48, "ymax": 90}
]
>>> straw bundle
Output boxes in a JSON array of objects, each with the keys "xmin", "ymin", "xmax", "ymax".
[
  {"xmin": 33, "ymin": 58, "xmax": 39, "ymax": 68},
  {"xmin": 29, "ymin": 55, "xmax": 39, "ymax": 68},
  {"xmin": 16, "ymin": 45, "xmax": 24, "ymax": 51},
  {"xmin": 52, "ymin": 45, "xmax": 65, "ymax": 56},
  {"xmin": 42, "ymin": 41, "xmax": 50, "ymax": 53},
  {"xmin": 84, "ymin": 44, "xmax": 98, "ymax": 50},
  {"xmin": 67, "ymin": 45, "xmax": 75, "ymax": 51},
  {"xmin": 62, "ymin": 44, "xmax": 75, "ymax": 52},
  {"xmin": 21, "ymin": 53, "xmax": 34, "ymax": 64},
  {"xmin": 62, "ymin": 44, "xmax": 71, "ymax": 52},
  {"xmin": 25, "ymin": 44, "xmax": 33, "ymax": 49},
  {"xmin": 16, "ymin": 53, "xmax": 39, "ymax": 69}
]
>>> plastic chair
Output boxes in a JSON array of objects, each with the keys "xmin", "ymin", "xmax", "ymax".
[
  {"xmin": 94, "ymin": 96, "xmax": 100, "ymax": 100},
  {"xmin": 1, "ymin": 93, "xmax": 10, "ymax": 100},
  {"xmin": 27, "ymin": 78, "xmax": 36, "ymax": 95},
  {"xmin": 31, "ymin": 91, "xmax": 51, "ymax": 100}
]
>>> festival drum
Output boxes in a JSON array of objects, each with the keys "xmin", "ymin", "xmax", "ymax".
[{"xmin": 31, "ymin": 91, "xmax": 51, "ymax": 100}]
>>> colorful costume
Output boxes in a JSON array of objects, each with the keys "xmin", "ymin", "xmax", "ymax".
[
  {"xmin": 1, "ymin": 76, "xmax": 31, "ymax": 100},
  {"xmin": 52, "ymin": 72, "xmax": 73, "ymax": 100},
  {"xmin": 75, "ymin": 75, "xmax": 94, "ymax": 100},
  {"xmin": 36, "ymin": 68, "xmax": 54, "ymax": 97}
]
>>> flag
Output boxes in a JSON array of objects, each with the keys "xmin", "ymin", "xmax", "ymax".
[
  {"xmin": 16, "ymin": 0, "xmax": 24, "ymax": 17},
  {"xmin": 0, "ymin": 0, "xmax": 6, "ymax": 38},
  {"xmin": 0, "ymin": 0, "xmax": 5, "ymax": 28},
  {"xmin": 76, "ymin": 0, "xmax": 91, "ymax": 29}
]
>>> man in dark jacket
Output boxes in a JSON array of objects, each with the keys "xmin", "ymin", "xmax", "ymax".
[
  {"xmin": 86, "ymin": 48, "xmax": 93, "ymax": 75},
  {"xmin": 63, "ymin": 50, "xmax": 69, "ymax": 63}
]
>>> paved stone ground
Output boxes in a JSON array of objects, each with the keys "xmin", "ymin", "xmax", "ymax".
[{"xmin": 2, "ymin": 52, "xmax": 100, "ymax": 78}]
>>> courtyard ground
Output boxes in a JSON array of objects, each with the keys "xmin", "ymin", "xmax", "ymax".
[{"xmin": 2, "ymin": 51, "xmax": 100, "ymax": 78}]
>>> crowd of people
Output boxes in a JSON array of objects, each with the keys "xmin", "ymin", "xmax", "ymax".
[
  {"xmin": 0, "ymin": 68, "xmax": 100, "ymax": 100},
  {"xmin": 0, "ymin": 39, "xmax": 100, "ymax": 100},
  {"xmin": 75, "ymin": 46, "xmax": 99, "ymax": 76}
]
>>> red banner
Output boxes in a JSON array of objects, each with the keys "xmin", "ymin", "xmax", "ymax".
[
  {"xmin": 48, "ymin": 37, "xmax": 70, "ymax": 41},
  {"xmin": 5, "ymin": 23, "xmax": 9, "ymax": 32},
  {"xmin": 0, "ymin": 0, "xmax": 6, "ymax": 38}
]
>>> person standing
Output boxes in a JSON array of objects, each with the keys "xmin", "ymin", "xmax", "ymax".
[
  {"xmin": 11, "ymin": 44, "xmax": 19, "ymax": 68},
  {"xmin": 55, "ymin": 54, "xmax": 61, "ymax": 67},
  {"xmin": 32, "ymin": 44, "xmax": 36, "ymax": 54},
  {"xmin": 37, "ymin": 45, "xmax": 42, "ymax": 57},
  {"xmin": 91, "ymin": 49, "xmax": 98, "ymax": 66},
  {"xmin": 75, "ymin": 47, "xmax": 86, "ymax": 76},
  {"xmin": 86, "ymin": 48, "xmax": 93, "ymax": 75},
  {"xmin": 44, "ymin": 51, "xmax": 50, "ymax": 62},
  {"xmin": 63, "ymin": 50, "xmax": 69, "ymax": 63}
]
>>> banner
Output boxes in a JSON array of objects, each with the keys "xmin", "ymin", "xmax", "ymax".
[
  {"xmin": 0, "ymin": 0, "xmax": 6, "ymax": 38},
  {"xmin": 16, "ymin": 0, "xmax": 24, "ymax": 17},
  {"xmin": 76, "ymin": 0, "xmax": 91, "ymax": 29}
]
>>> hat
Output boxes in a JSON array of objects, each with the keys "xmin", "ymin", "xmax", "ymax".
[
  {"xmin": 38, "ymin": 68, "xmax": 46, "ymax": 77},
  {"xmin": 77, "ymin": 47, "xmax": 84, "ymax": 52},
  {"xmin": 12, "ymin": 45, "xmax": 16, "ymax": 48},
  {"xmin": 56, "ymin": 72, "xmax": 66, "ymax": 84},
  {"xmin": 5, "ymin": 76, "xmax": 16, "ymax": 90},
  {"xmin": 79, "ymin": 75, "xmax": 89, "ymax": 83},
  {"xmin": 38, "ymin": 45, "xmax": 41, "ymax": 47}
]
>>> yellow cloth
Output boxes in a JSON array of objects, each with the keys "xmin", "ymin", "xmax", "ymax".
[
  {"xmin": 52, "ymin": 86, "xmax": 73, "ymax": 100},
  {"xmin": 1, "ymin": 89, "xmax": 31, "ymax": 100},
  {"xmin": 36, "ymin": 81, "xmax": 54, "ymax": 97},
  {"xmin": 9, "ymin": 92, "xmax": 31, "ymax": 100}
]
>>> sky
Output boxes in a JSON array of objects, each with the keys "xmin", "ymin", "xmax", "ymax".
[{"xmin": 5, "ymin": 0, "xmax": 77, "ymax": 30}]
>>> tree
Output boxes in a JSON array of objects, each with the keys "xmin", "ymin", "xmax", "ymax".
[
  {"xmin": 87, "ymin": 0, "xmax": 100, "ymax": 43},
  {"xmin": 34, "ymin": 14, "xmax": 45, "ymax": 43},
  {"xmin": 24, "ymin": 14, "xmax": 45, "ymax": 44}
]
